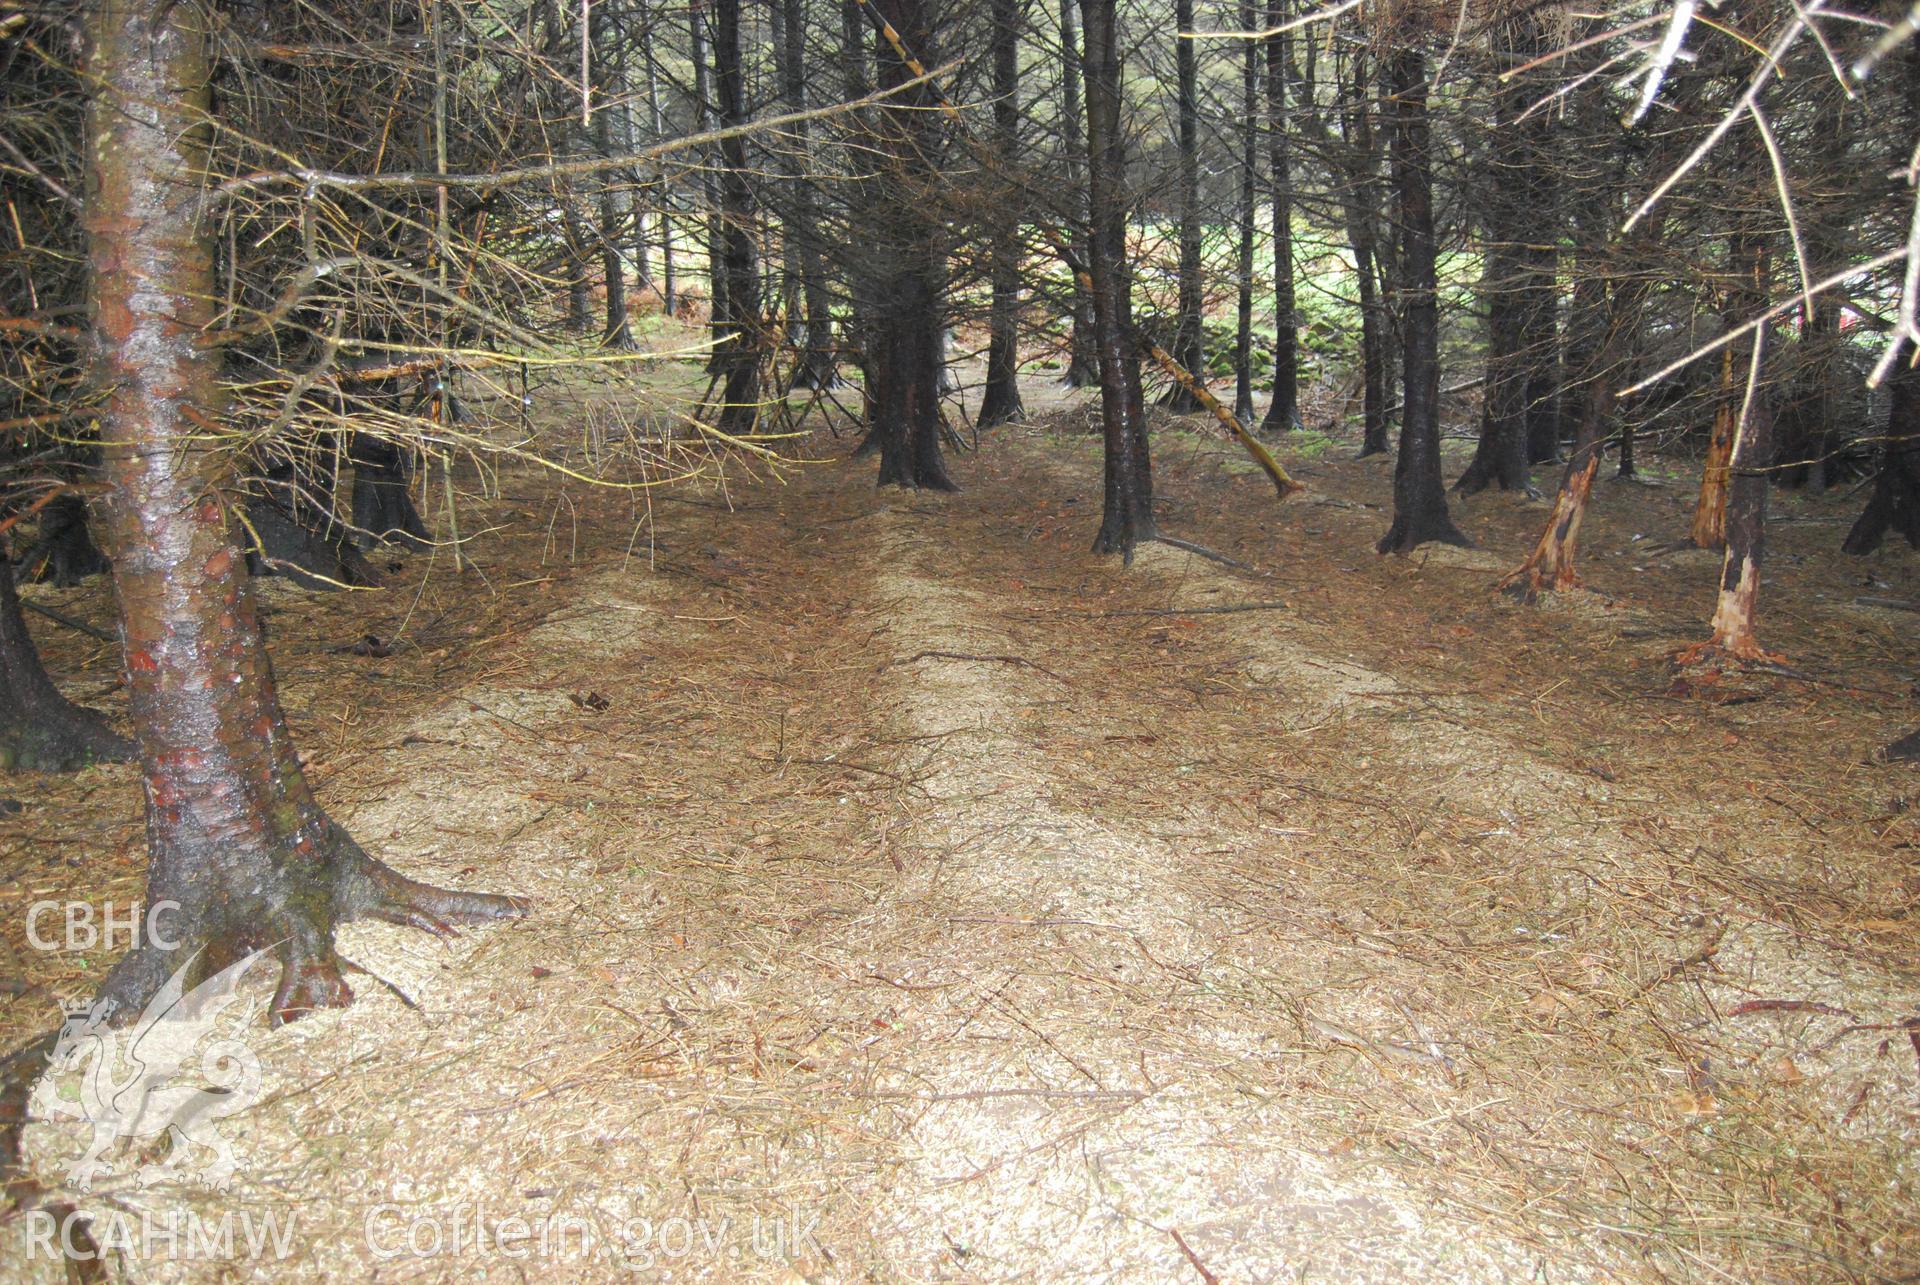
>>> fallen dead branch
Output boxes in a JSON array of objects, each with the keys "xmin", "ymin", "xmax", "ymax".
[
  {"xmin": 1047, "ymin": 600, "xmax": 1291, "ymax": 620},
  {"xmin": 889, "ymin": 650, "xmax": 1067, "ymax": 682}
]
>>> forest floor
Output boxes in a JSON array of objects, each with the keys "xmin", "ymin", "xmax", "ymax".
[{"xmin": 4, "ymin": 344, "xmax": 1920, "ymax": 1282}]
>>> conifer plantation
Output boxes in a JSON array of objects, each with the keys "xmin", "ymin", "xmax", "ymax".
[{"xmin": 2, "ymin": 0, "xmax": 1919, "ymax": 1276}]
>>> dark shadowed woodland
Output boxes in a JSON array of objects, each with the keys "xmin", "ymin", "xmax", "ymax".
[{"xmin": 1, "ymin": 0, "xmax": 1919, "ymax": 1277}]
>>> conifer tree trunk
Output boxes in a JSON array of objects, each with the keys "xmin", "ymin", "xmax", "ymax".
[
  {"xmin": 1456, "ymin": 15, "xmax": 1547, "ymax": 494},
  {"xmin": 710, "ymin": 0, "xmax": 762, "ymax": 432},
  {"xmin": 1232, "ymin": 0, "xmax": 1259, "ymax": 426},
  {"xmin": 1080, "ymin": 0, "xmax": 1154, "ymax": 554},
  {"xmin": 1377, "ymin": 47, "xmax": 1467, "ymax": 553},
  {"xmin": 1844, "ymin": 47, "xmax": 1920, "ymax": 547},
  {"xmin": 81, "ymin": 0, "xmax": 523, "ymax": 1025},
  {"xmin": 779, "ymin": 0, "xmax": 839, "ymax": 388},
  {"xmin": 647, "ymin": 52, "xmax": 678, "ymax": 315},
  {"xmin": 1163, "ymin": 0, "xmax": 1207, "ymax": 412},
  {"xmin": 1259, "ymin": 0, "xmax": 1299, "ymax": 433},
  {"xmin": 1697, "ymin": 225, "xmax": 1781, "ymax": 656},
  {"xmin": 689, "ymin": 0, "xmax": 730, "ymax": 369},
  {"xmin": 867, "ymin": 0, "xmax": 956, "ymax": 488},
  {"xmin": 563, "ymin": 201, "xmax": 593, "ymax": 332},
  {"xmin": 1501, "ymin": 275, "xmax": 1649, "ymax": 601},
  {"xmin": 1057, "ymin": 0, "xmax": 1099, "ymax": 388},
  {"xmin": 1337, "ymin": 48, "xmax": 1390, "ymax": 456},
  {"xmin": 594, "ymin": 25, "xmax": 636, "ymax": 351},
  {"xmin": 978, "ymin": 0, "xmax": 1028, "ymax": 428},
  {"xmin": 1689, "ymin": 346, "xmax": 1737, "ymax": 549},
  {"xmin": 1843, "ymin": 345, "xmax": 1920, "ymax": 553}
]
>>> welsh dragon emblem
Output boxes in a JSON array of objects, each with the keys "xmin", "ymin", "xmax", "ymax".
[{"xmin": 32, "ymin": 948, "xmax": 272, "ymax": 1191}]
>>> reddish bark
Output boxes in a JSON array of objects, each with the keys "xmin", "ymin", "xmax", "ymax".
[
  {"xmin": 1499, "ymin": 457, "xmax": 1599, "ymax": 604},
  {"xmin": 83, "ymin": 1, "xmax": 524, "ymax": 1025},
  {"xmin": 1689, "ymin": 349, "xmax": 1737, "ymax": 550}
]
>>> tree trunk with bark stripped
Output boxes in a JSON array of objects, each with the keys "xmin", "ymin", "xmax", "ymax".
[{"xmin": 1689, "ymin": 348, "xmax": 1737, "ymax": 549}]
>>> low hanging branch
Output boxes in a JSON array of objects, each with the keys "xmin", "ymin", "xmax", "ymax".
[
  {"xmin": 849, "ymin": 0, "xmax": 1301, "ymax": 500},
  {"xmin": 212, "ymin": 69, "xmax": 957, "ymax": 200}
]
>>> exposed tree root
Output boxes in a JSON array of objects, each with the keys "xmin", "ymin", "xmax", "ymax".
[
  {"xmin": 1376, "ymin": 513, "xmax": 1472, "ymax": 556},
  {"xmin": 99, "ymin": 812, "xmax": 528, "ymax": 1028},
  {"xmin": 1669, "ymin": 637, "xmax": 1787, "ymax": 672}
]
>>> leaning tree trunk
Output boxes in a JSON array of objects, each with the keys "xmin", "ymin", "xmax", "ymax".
[
  {"xmin": 710, "ymin": 0, "xmax": 762, "ymax": 433},
  {"xmin": 1259, "ymin": 0, "xmax": 1299, "ymax": 434},
  {"xmin": 977, "ymin": 0, "xmax": 1028, "ymax": 428},
  {"xmin": 1231, "ymin": 0, "xmax": 1259, "ymax": 427},
  {"xmin": 1057, "ymin": 0, "xmax": 1099, "ymax": 388},
  {"xmin": 82, "ymin": 0, "xmax": 524, "ymax": 1026},
  {"xmin": 865, "ymin": 0, "xmax": 957, "ymax": 489},
  {"xmin": 1500, "ymin": 276, "xmax": 1648, "ymax": 602},
  {"xmin": 1080, "ymin": 0, "xmax": 1154, "ymax": 555},
  {"xmin": 1377, "ymin": 47, "xmax": 1468, "ymax": 553},
  {"xmin": 0, "ymin": 545, "xmax": 132, "ymax": 772},
  {"xmin": 1163, "ymin": 0, "xmax": 1207, "ymax": 413}
]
